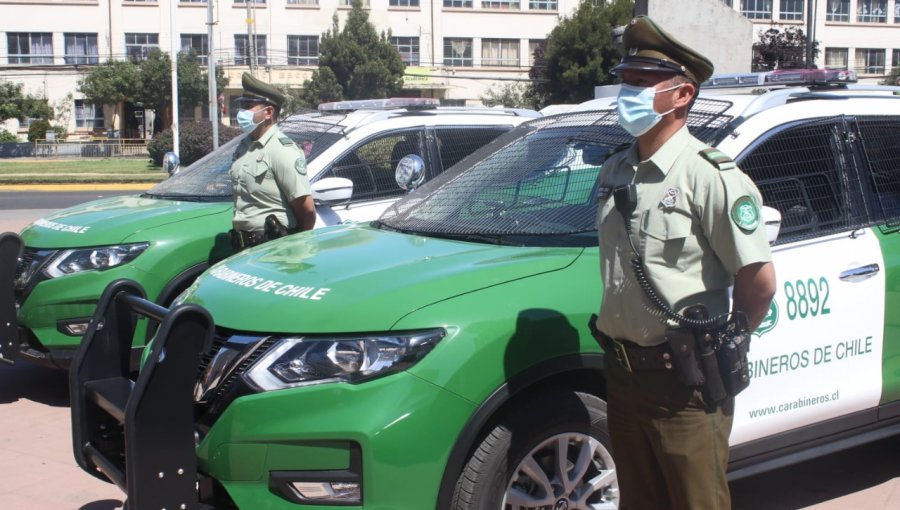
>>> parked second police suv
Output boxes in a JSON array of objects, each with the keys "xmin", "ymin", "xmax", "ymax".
[
  {"xmin": 66, "ymin": 71, "xmax": 900, "ymax": 509},
  {"xmin": 0, "ymin": 98, "xmax": 538, "ymax": 368}
]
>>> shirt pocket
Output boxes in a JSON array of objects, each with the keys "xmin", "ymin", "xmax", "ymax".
[
  {"xmin": 640, "ymin": 209, "xmax": 696, "ymax": 269},
  {"xmin": 249, "ymin": 156, "xmax": 271, "ymax": 182}
]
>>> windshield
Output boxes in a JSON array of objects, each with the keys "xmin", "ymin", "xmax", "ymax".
[
  {"xmin": 144, "ymin": 115, "xmax": 346, "ymax": 201},
  {"xmin": 378, "ymin": 98, "xmax": 735, "ymax": 247}
]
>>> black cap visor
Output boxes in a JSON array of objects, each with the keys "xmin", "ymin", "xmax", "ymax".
[{"xmin": 611, "ymin": 56, "xmax": 686, "ymax": 77}]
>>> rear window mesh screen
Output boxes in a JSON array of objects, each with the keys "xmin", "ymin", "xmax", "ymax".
[
  {"xmin": 737, "ymin": 118, "xmax": 865, "ymax": 244},
  {"xmin": 857, "ymin": 116, "xmax": 900, "ymax": 221},
  {"xmin": 435, "ymin": 127, "xmax": 509, "ymax": 173},
  {"xmin": 380, "ymin": 101, "xmax": 733, "ymax": 243}
]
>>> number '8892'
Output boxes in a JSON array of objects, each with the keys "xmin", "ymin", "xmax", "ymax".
[{"xmin": 783, "ymin": 277, "xmax": 831, "ymax": 320}]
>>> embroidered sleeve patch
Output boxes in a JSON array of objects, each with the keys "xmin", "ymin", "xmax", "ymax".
[
  {"xmin": 295, "ymin": 157, "xmax": 307, "ymax": 175},
  {"xmin": 731, "ymin": 195, "xmax": 760, "ymax": 232}
]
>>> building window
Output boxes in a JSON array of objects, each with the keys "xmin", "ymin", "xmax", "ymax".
[
  {"xmin": 444, "ymin": 38, "xmax": 473, "ymax": 67},
  {"xmin": 895, "ymin": 1, "xmax": 900, "ymax": 23},
  {"xmin": 340, "ymin": 0, "xmax": 370, "ymax": 6},
  {"xmin": 389, "ymin": 0, "xmax": 419, "ymax": 5},
  {"xmin": 391, "ymin": 37, "xmax": 420, "ymax": 65},
  {"xmin": 893, "ymin": 49, "xmax": 900, "ymax": 69},
  {"xmin": 125, "ymin": 33, "xmax": 159, "ymax": 62},
  {"xmin": 180, "ymin": 0, "xmax": 206, "ymax": 3},
  {"xmin": 855, "ymin": 48, "xmax": 885, "ymax": 74},
  {"xmin": 529, "ymin": 0, "xmax": 556, "ymax": 9},
  {"xmin": 75, "ymin": 100, "xmax": 104, "ymax": 129},
  {"xmin": 482, "ymin": 38, "xmax": 519, "ymax": 67},
  {"xmin": 64, "ymin": 33, "xmax": 98, "ymax": 65},
  {"xmin": 779, "ymin": 0, "xmax": 803, "ymax": 20},
  {"xmin": 857, "ymin": 0, "xmax": 887, "ymax": 22},
  {"xmin": 7, "ymin": 33, "xmax": 53, "ymax": 64},
  {"xmin": 287, "ymin": 35, "xmax": 318, "ymax": 65},
  {"xmin": 824, "ymin": 47, "xmax": 848, "ymax": 69},
  {"xmin": 235, "ymin": 34, "xmax": 267, "ymax": 65},
  {"xmin": 528, "ymin": 39, "xmax": 544, "ymax": 66},
  {"xmin": 741, "ymin": 0, "xmax": 772, "ymax": 19},
  {"xmin": 234, "ymin": 0, "xmax": 266, "ymax": 4},
  {"xmin": 825, "ymin": 0, "xmax": 850, "ymax": 21},
  {"xmin": 481, "ymin": 0, "xmax": 519, "ymax": 8},
  {"xmin": 443, "ymin": 0, "xmax": 472, "ymax": 6},
  {"xmin": 180, "ymin": 34, "xmax": 208, "ymax": 65},
  {"xmin": 286, "ymin": 0, "xmax": 318, "ymax": 4}
]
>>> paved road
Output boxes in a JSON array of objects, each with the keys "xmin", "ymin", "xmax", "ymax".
[
  {"xmin": 0, "ymin": 187, "xmax": 145, "ymax": 211},
  {"xmin": 2, "ymin": 206, "xmax": 899, "ymax": 509}
]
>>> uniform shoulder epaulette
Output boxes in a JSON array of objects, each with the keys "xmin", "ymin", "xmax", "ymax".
[
  {"xmin": 278, "ymin": 136, "xmax": 296, "ymax": 146},
  {"xmin": 698, "ymin": 147, "xmax": 735, "ymax": 171}
]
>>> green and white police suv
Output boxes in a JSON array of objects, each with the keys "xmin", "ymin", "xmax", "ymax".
[
  {"xmin": 70, "ymin": 72, "xmax": 900, "ymax": 509},
  {"xmin": 1, "ymin": 99, "xmax": 537, "ymax": 368}
]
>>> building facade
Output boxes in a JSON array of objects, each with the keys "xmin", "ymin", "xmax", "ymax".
[
  {"xmin": 2, "ymin": 0, "xmax": 899, "ymax": 139},
  {"xmin": 0, "ymin": 0, "xmax": 579, "ymax": 138}
]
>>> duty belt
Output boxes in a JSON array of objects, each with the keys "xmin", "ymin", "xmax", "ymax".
[
  {"xmin": 229, "ymin": 229, "xmax": 266, "ymax": 250},
  {"xmin": 588, "ymin": 315, "xmax": 674, "ymax": 373}
]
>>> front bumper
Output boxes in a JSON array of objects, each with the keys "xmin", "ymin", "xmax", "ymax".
[{"xmin": 71, "ymin": 279, "xmax": 477, "ymax": 509}]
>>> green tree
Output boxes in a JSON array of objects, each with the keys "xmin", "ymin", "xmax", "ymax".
[
  {"xmin": 882, "ymin": 66, "xmax": 900, "ymax": 86},
  {"xmin": 528, "ymin": 0, "xmax": 633, "ymax": 107},
  {"xmin": 480, "ymin": 82, "xmax": 533, "ymax": 109},
  {"xmin": 302, "ymin": 1, "xmax": 405, "ymax": 105},
  {"xmin": 78, "ymin": 60, "xmax": 140, "ymax": 107},
  {"xmin": 0, "ymin": 80, "xmax": 53, "ymax": 123},
  {"xmin": 752, "ymin": 25, "xmax": 819, "ymax": 71}
]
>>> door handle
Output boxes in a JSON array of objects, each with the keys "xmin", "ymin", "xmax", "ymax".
[{"xmin": 839, "ymin": 263, "xmax": 880, "ymax": 282}]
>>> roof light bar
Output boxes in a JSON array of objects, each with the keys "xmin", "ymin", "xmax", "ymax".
[
  {"xmin": 701, "ymin": 69, "xmax": 857, "ymax": 89},
  {"xmin": 318, "ymin": 98, "xmax": 440, "ymax": 112}
]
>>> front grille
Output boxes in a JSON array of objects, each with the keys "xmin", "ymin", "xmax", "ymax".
[
  {"xmin": 14, "ymin": 248, "xmax": 57, "ymax": 297},
  {"xmin": 14, "ymin": 249, "xmax": 35, "ymax": 284}
]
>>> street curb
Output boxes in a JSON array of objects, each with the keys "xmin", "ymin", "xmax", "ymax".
[{"xmin": 0, "ymin": 183, "xmax": 157, "ymax": 192}]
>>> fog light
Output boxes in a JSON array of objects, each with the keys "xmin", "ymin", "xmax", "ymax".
[{"xmin": 292, "ymin": 481, "xmax": 361, "ymax": 503}]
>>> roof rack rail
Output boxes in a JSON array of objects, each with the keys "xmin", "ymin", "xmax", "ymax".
[
  {"xmin": 702, "ymin": 69, "xmax": 857, "ymax": 90},
  {"xmin": 318, "ymin": 98, "xmax": 440, "ymax": 112}
]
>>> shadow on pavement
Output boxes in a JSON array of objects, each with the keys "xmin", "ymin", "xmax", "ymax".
[
  {"xmin": 79, "ymin": 499, "xmax": 124, "ymax": 510},
  {"xmin": 0, "ymin": 359, "xmax": 69, "ymax": 407},
  {"xmin": 731, "ymin": 434, "xmax": 900, "ymax": 509}
]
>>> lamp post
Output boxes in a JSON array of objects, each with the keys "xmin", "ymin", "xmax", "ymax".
[
  {"xmin": 806, "ymin": 0, "xmax": 817, "ymax": 68},
  {"xmin": 170, "ymin": 0, "xmax": 180, "ymax": 157}
]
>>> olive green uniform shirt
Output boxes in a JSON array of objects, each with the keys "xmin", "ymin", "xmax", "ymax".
[
  {"xmin": 595, "ymin": 126, "xmax": 772, "ymax": 347},
  {"xmin": 231, "ymin": 126, "xmax": 311, "ymax": 232}
]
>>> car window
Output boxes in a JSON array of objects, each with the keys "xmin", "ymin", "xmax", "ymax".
[
  {"xmin": 737, "ymin": 118, "xmax": 865, "ymax": 245},
  {"xmin": 855, "ymin": 116, "xmax": 900, "ymax": 222},
  {"xmin": 434, "ymin": 127, "xmax": 511, "ymax": 173},
  {"xmin": 318, "ymin": 129, "xmax": 424, "ymax": 201},
  {"xmin": 145, "ymin": 120, "xmax": 344, "ymax": 201}
]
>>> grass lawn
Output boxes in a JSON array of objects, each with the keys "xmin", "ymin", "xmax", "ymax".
[{"xmin": 0, "ymin": 159, "xmax": 167, "ymax": 184}]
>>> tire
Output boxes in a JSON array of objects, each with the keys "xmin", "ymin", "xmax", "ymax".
[{"xmin": 452, "ymin": 390, "xmax": 618, "ymax": 510}]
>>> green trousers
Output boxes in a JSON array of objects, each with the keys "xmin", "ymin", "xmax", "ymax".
[{"xmin": 605, "ymin": 355, "xmax": 734, "ymax": 510}]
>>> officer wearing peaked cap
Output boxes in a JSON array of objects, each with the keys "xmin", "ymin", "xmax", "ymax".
[
  {"xmin": 592, "ymin": 16, "xmax": 776, "ymax": 509},
  {"xmin": 229, "ymin": 72, "xmax": 316, "ymax": 250}
]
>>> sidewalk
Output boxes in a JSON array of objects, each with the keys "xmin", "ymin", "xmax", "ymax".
[{"xmin": 0, "ymin": 183, "xmax": 155, "ymax": 192}]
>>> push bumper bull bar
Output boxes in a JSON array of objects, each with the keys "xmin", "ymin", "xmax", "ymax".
[
  {"xmin": 70, "ymin": 279, "xmax": 213, "ymax": 509},
  {"xmin": 0, "ymin": 232, "xmax": 24, "ymax": 365}
]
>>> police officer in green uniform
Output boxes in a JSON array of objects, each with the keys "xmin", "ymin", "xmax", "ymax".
[
  {"xmin": 594, "ymin": 16, "xmax": 777, "ymax": 510},
  {"xmin": 229, "ymin": 72, "xmax": 316, "ymax": 249}
]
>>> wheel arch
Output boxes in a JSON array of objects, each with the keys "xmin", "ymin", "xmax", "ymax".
[
  {"xmin": 143, "ymin": 262, "xmax": 209, "ymax": 344},
  {"xmin": 434, "ymin": 352, "xmax": 607, "ymax": 510}
]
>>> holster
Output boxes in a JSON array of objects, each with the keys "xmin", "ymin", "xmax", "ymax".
[
  {"xmin": 716, "ymin": 313, "xmax": 752, "ymax": 397},
  {"xmin": 664, "ymin": 327, "xmax": 705, "ymax": 387},
  {"xmin": 264, "ymin": 214, "xmax": 290, "ymax": 241},
  {"xmin": 667, "ymin": 305, "xmax": 729, "ymax": 405}
]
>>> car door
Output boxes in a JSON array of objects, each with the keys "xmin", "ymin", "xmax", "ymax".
[{"xmin": 727, "ymin": 117, "xmax": 886, "ymax": 446}]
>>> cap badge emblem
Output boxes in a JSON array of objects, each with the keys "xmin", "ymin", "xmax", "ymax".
[{"xmin": 629, "ymin": 47, "xmax": 638, "ymax": 56}]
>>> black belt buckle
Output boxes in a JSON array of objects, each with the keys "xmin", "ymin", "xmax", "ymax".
[{"xmin": 611, "ymin": 339, "xmax": 633, "ymax": 373}]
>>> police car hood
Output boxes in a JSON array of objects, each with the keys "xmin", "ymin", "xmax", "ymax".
[
  {"xmin": 19, "ymin": 195, "xmax": 232, "ymax": 248},
  {"xmin": 185, "ymin": 222, "xmax": 581, "ymax": 333}
]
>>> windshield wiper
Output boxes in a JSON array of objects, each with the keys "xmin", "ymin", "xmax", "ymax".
[{"xmin": 141, "ymin": 193, "xmax": 227, "ymax": 202}]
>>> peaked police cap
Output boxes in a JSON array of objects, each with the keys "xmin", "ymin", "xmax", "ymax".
[
  {"xmin": 236, "ymin": 72, "xmax": 285, "ymax": 109},
  {"xmin": 612, "ymin": 16, "xmax": 714, "ymax": 85}
]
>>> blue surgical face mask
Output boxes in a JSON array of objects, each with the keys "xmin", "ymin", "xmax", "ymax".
[
  {"xmin": 616, "ymin": 83, "xmax": 682, "ymax": 137},
  {"xmin": 236, "ymin": 108, "xmax": 263, "ymax": 133}
]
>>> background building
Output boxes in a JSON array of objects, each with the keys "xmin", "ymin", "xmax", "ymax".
[{"xmin": 3, "ymin": 0, "xmax": 898, "ymax": 139}]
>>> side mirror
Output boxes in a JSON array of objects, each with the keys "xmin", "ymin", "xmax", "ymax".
[
  {"xmin": 395, "ymin": 154, "xmax": 426, "ymax": 191},
  {"xmin": 163, "ymin": 152, "xmax": 180, "ymax": 176},
  {"xmin": 762, "ymin": 205, "xmax": 782, "ymax": 245},
  {"xmin": 311, "ymin": 177, "xmax": 353, "ymax": 206}
]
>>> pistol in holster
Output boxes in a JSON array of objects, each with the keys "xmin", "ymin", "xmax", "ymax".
[{"xmin": 264, "ymin": 214, "xmax": 290, "ymax": 241}]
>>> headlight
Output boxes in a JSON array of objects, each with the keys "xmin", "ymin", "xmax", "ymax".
[
  {"xmin": 43, "ymin": 242, "xmax": 149, "ymax": 278},
  {"xmin": 243, "ymin": 329, "xmax": 446, "ymax": 391}
]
